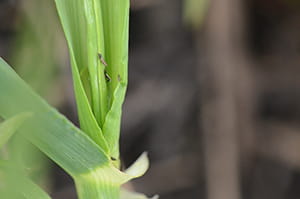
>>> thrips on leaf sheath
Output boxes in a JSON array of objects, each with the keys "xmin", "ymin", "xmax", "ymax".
[{"xmin": 97, "ymin": 53, "xmax": 108, "ymax": 66}]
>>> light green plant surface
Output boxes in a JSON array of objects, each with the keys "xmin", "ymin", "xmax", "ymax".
[
  {"xmin": 54, "ymin": 0, "xmax": 129, "ymax": 162},
  {"xmin": 0, "ymin": 160, "xmax": 51, "ymax": 199},
  {"xmin": 0, "ymin": 58, "xmax": 149, "ymax": 198},
  {"xmin": 0, "ymin": 113, "xmax": 49, "ymax": 199},
  {"xmin": 0, "ymin": 113, "xmax": 31, "ymax": 148},
  {"xmin": 0, "ymin": 0, "xmax": 152, "ymax": 198}
]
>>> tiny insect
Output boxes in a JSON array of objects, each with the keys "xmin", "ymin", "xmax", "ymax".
[
  {"xmin": 117, "ymin": 74, "xmax": 121, "ymax": 82},
  {"xmin": 97, "ymin": 53, "xmax": 108, "ymax": 66},
  {"xmin": 104, "ymin": 71, "xmax": 111, "ymax": 82},
  {"xmin": 111, "ymin": 157, "xmax": 117, "ymax": 161}
]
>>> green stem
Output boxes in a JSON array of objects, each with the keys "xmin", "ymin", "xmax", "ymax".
[
  {"xmin": 75, "ymin": 179, "xmax": 120, "ymax": 199},
  {"xmin": 74, "ymin": 166, "xmax": 126, "ymax": 199}
]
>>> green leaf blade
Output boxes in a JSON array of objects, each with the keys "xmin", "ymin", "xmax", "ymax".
[
  {"xmin": 103, "ymin": 82, "xmax": 127, "ymax": 159},
  {"xmin": 0, "ymin": 160, "xmax": 52, "ymax": 199},
  {"xmin": 0, "ymin": 113, "xmax": 32, "ymax": 148},
  {"xmin": 0, "ymin": 58, "xmax": 109, "ymax": 176}
]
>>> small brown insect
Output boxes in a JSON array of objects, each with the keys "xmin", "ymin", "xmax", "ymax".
[
  {"xmin": 97, "ymin": 53, "xmax": 108, "ymax": 67},
  {"xmin": 104, "ymin": 71, "xmax": 111, "ymax": 82}
]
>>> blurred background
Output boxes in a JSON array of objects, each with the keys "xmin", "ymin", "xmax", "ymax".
[{"xmin": 1, "ymin": 0, "xmax": 300, "ymax": 199}]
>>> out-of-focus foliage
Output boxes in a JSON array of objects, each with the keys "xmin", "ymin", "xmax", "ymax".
[
  {"xmin": 0, "ymin": 113, "xmax": 31, "ymax": 148},
  {"xmin": 11, "ymin": 0, "xmax": 65, "ymax": 104},
  {"xmin": 0, "ymin": 160, "xmax": 51, "ymax": 199},
  {"xmin": 183, "ymin": 0, "xmax": 209, "ymax": 29},
  {"xmin": 7, "ymin": 0, "xmax": 65, "ymax": 193}
]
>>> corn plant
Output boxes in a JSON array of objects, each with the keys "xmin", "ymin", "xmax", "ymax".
[{"xmin": 0, "ymin": 0, "xmax": 151, "ymax": 199}]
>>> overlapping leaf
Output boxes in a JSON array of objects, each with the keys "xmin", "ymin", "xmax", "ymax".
[
  {"xmin": 0, "ymin": 113, "xmax": 31, "ymax": 148},
  {"xmin": 0, "ymin": 58, "xmax": 149, "ymax": 199},
  {"xmin": 0, "ymin": 160, "xmax": 51, "ymax": 199},
  {"xmin": 54, "ymin": 0, "xmax": 129, "ymax": 161},
  {"xmin": 0, "ymin": 0, "xmax": 149, "ymax": 198}
]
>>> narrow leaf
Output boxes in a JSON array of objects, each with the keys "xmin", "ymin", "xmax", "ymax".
[
  {"xmin": 0, "ymin": 160, "xmax": 52, "ymax": 199},
  {"xmin": 0, "ymin": 112, "xmax": 32, "ymax": 148},
  {"xmin": 54, "ymin": 0, "xmax": 130, "ymax": 165},
  {"xmin": 103, "ymin": 82, "xmax": 127, "ymax": 159},
  {"xmin": 0, "ymin": 58, "xmax": 147, "ymax": 199},
  {"xmin": 53, "ymin": 0, "xmax": 109, "ymax": 149},
  {"xmin": 0, "ymin": 58, "xmax": 109, "ymax": 176},
  {"xmin": 69, "ymin": 54, "xmax": 109, "ymax": 153},
  {"xmin": 101, "ymin": 0, "xmax": 130, "ymax": 93}
]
